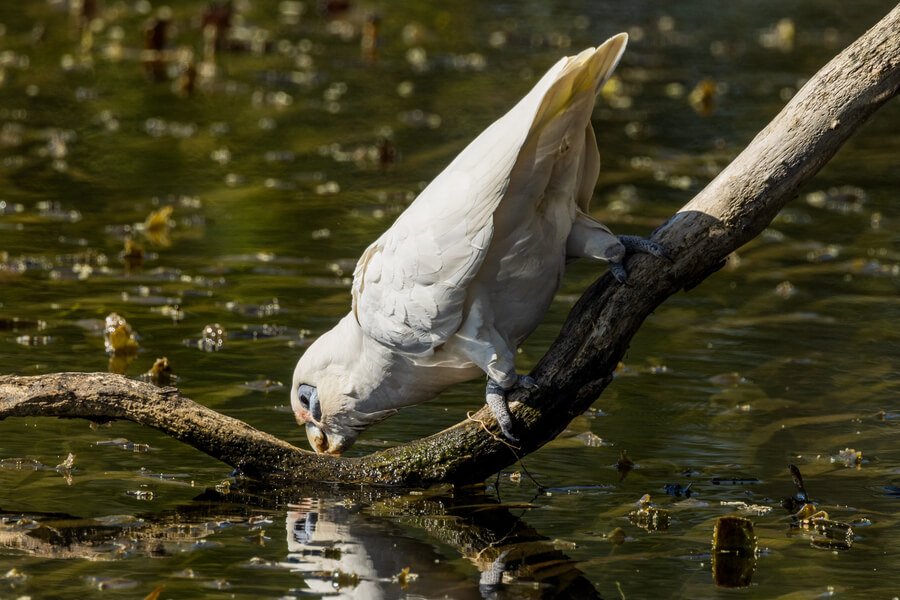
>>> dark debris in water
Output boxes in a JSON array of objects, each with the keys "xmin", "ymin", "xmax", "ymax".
[
  {"xmin": 883, "ymin": 485, "xmax": 900, "ymax": 498},
  {"xmin": 663, "ymin": 483, "xmax": 693, "ymax": 497},
  {"xmin": 628, "ymin": 494, "xmax": 670, "ymax": 532},
  {"xmin": 0, "ymin": 317, "xmax": 47, "ymax": 331},
  {"xmin": 782, "ymin": 463, "xmax": 810, "ymax": 510},
  {"xmin": 710, "ymin": 476, "xmax": 762, "ymax": 486},
  {"xmin": 780, "ymin": 465, "xmax": 855, "ymax": 550},
  {"xmin": 615, "ymin": 450, "xmax": 634, "ymax": 481},
  {"xmin": 95, "ymin": 438, "xmax": 152, "ymax": 453}
]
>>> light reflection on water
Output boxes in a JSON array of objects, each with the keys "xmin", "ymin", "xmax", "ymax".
[{"xmin": 0, "ymin": 0, "xmax": 898, "ymax": 598}]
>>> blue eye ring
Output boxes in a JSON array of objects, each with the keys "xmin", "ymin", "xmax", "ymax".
[{"xmin": 297, "ymin": 384, "xmax": 321, "ymax": 421}]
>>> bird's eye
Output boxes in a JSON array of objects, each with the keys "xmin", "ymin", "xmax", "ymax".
[{"xmin": 296, "ymin": 384, "xmax": 319, "ymax": 419}]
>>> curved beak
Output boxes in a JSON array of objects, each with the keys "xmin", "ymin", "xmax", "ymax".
[
  {"xmin": 304, "ymin": 422, "xmax": 351, "ymax": 455},
  {"xmin": 305, "ymin": 422, "xmax": 330, "ymax": 454}
]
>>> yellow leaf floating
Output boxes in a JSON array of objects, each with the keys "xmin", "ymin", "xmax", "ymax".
[
  {"xmin": 110, "ymin": 324, "xmax": 139, "ymax": 354},
  {"xmin": 104, "ymin": 313, "xmax": 139, "ymax": 356},
  {"xmin": 147, "ymin": 357, "xmax": 173, "ymax": 385},
  {"xmin": 689, "ymin": 79, "xmax": 718, "ymax": 116},
  {"xmin": 394, "ymin": 566, "xmax": 418, "ymax": 589},
  {"xmin": 144, "ymin": 205, "xmax": 173, "ymax": 232},
  {"xmin": 144, "ymin": 205, "xmax": 173, "ymax": 247}
]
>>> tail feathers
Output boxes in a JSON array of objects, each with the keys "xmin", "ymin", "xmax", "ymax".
[{"xmin": 531, "ymin": 33, "xmax": 627, "ymax": 134}]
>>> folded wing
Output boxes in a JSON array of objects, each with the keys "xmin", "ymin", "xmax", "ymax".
[{"xmin": 352, "ymin": 34, "xmax": 627, "ymax": 355}]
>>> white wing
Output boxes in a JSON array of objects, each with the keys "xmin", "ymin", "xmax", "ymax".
[{"xmin": 352, "ymin": 34, "xmax": 628, "ymax": 355}]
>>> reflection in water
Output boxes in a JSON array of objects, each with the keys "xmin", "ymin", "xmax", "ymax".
[
  {"xmin": 284, "ymin": 501, "xmax": 393, "ymax": 598},
  {"xmin": 281, "ymin": 490, "xmax": 604, "ymax": 599},
  {"xmin": 0, "ymin": 486, "xmax": 601, "ymax": 599}
]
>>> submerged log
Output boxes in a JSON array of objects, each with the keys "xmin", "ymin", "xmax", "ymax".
[{"xmin": 1, "ymin": 6, "xmax": 898, "ymax": 486}]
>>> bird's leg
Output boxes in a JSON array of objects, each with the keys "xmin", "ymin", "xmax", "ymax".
[
  {"xmin": 478, "ymin": 548, "xmax": 512, "ymax": 593},
  {"xmin": 567, "ymin": 211, "xmax": 669, "ymax": 284},
  {"xmin": 485, "ymin": 379, "xmax": 516, "ymax": 442},
  {"xmin": 453, "ymin": 291, "xmax": 539, "ymax": 442},
  {"xmin": 482, "ymin": 346, "xmax": 538, "ymax": 443},
  {"xmin": 454, "ymin": 304, "xmax": 535, "ymax": 442},
  {"xmin": 485, "ymin": 371, "xmax": 537, "ymax": 443}
]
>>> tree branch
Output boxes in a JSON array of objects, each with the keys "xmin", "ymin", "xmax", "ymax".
[{"xmin": 2, "ymin": 6, "xmax": 898, "ymax": 487}]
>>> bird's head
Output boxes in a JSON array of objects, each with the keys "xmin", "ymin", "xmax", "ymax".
[{"xmin": 290, "ymin": 317, "xmax": 398, "ymax": 455}]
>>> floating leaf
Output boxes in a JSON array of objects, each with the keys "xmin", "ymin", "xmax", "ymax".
[
  {"xmin": 689, "ymin": 78, "xmax": 718, "ymax": 116},
  {"xmin": 831, "ymin": 447, "xmax": 863, "ymax": 468},
  {"xmin": 147, "ymin": 357, "xmax": 174, "ymax": 386},
  {"xmin": 55, "ymin": 452, "xmax": 75, "ymax": 471},
  {"xmin": 104, "ymin": 313, "xmax": 139, "ymax": 355},
  {"xmin": 393, "ymin": 566, "xmax": 418, "ymax": 589}
]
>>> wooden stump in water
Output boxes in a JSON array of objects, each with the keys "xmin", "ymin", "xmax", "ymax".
[{"xmin": 711, "ymin": 516, "xmax": 757, "ymax": 588}]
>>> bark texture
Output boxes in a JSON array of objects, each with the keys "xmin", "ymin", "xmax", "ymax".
[{"xmin": 1, "ymin": 7, "xmax": 898, "ymax": 486}]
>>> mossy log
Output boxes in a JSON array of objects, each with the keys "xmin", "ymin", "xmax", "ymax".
[{"xmin": 1, "ymin": 6, "xmax": 898, "ymax": 487}]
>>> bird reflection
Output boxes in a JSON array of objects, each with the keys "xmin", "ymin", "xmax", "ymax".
[
  {"xmin": 283, "ymin": 502, "xmax": 386, "ymax": 598},
  {"xmin": 279, "ymin": 490, "xmax": 601, "ymax": 599}
]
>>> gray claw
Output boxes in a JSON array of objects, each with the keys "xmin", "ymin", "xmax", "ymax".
[{"xmin": 609, "ymin": 261, "xmax": 628, "ymax": 284}]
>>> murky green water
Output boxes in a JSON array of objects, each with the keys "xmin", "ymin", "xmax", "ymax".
[{"xmin": 1, "ymin": 1, "xmax": 898, "ymax": 598}]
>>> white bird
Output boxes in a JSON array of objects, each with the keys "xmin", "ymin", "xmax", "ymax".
[{"xmin": 291, "ymin": 33, "xmax": 666, "ymax": 454}]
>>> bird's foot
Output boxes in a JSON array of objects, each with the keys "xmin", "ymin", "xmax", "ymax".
[
  {"xmin": 485, "ymin": 375, "xmax": 538, "ymax": 443},
  {"xmin": 610, "ymin": 235, "xmax": 671, "ymax": 284},
  {"xmin": 619, "ymin": 235, "xmax": 671, "ymax": 260}
]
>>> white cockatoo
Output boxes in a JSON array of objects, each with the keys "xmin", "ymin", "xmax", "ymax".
[{"xmin": 291, "ymin": 33, "xmax": 666, "ymax": 454}]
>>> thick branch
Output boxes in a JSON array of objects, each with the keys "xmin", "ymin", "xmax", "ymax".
[{"xmin": 2, "ymin": 7, "xmax": 898, "ymax": 487}]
